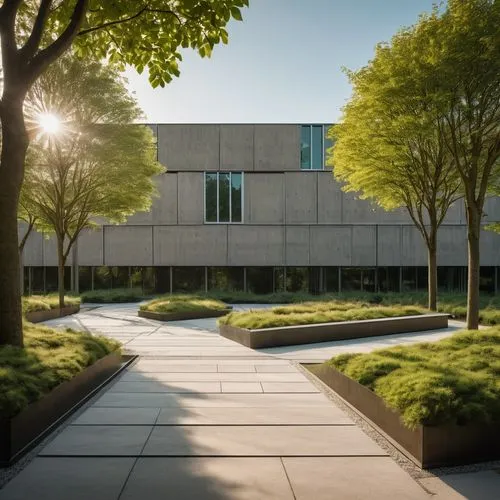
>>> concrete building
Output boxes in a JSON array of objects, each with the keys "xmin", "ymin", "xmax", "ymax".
[{"xmin": 20, "ymin": 124, "xmax": 500, "ymax": 295}]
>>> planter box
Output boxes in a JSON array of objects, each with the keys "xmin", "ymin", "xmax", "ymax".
[
  {"xmin": 307, "ymin": 364, "xmax": 500, "ymax": 468},
  {"xmin": 139, "ymin": 307, "xmax": 232, "ymax": 322},
  {"xmin": 219, "ymin": 314, "xmax": 448, "ymax": 349},
  {"xmin": 0, "ymin": 353, "xmax": 134, "ymax": 467},
  {"xmin": 25, "ymin": 305, "xmax": 80, "ymax": 323}
]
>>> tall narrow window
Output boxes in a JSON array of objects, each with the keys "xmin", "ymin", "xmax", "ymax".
[
  {"xmin": 300, "ymin": 125, "xmax": 327, "ymax": 170},
  {"xmin": 205, "ymin": 172, "xmax": 244, "ymax": 223},
  {"xmin": 300, "ymin": 126, "xmax": 311, "ymax": 169}
]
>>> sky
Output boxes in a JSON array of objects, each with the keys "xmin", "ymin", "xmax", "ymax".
[{"xmin": 125, "ymin": 0, "xmax": 437, "ymax": 124}]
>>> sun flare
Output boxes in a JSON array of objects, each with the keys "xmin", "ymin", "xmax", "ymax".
[{"xmin": 38, "ymin": 113, "xmax": 61, "ymax": 134}]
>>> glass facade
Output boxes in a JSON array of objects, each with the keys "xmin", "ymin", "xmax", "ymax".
[
  {"xmin": 205, "ymin": 172, "xmax": 243, "ymax": 223},
  {"xmin": 22, "ymin": 266, "xmax": 500, "ymax": 296}
]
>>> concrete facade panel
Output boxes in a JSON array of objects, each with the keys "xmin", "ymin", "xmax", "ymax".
[
  {"xmin": 285, "ymin": 172, "xmax": 317, "ymax": 224},
  {"xmin": 437, "ymin": 226, "xmax": 467, "ymax": 266},
  {"xmin": 317, "ymin": 173, "xmax": 342, "ymax": 223},
  {"xmin": 21, "ymin": 229, "xmax": 44, "ymax": 266},
  {"xmin": 104, "ymin": 226, "xmax": 152, "ymax": 266},
  {"xmin": 480, "ymin": 228, "xmax": 500, "ymax": 266},
  {"xmin": 42, "ymin": 236, "xmax": 72, "ymax": 266},
  {"xmin": 228, "ymin": 226, "xmax": 284, "ymax": 265},
  {"xmin": 442, "ymin": 199, "xmax": 465, "ymax": 224},
  {"xmin": 254, "ymin": 125, "xmax": 299, "ymax": 171},
  {"xmin": 351, "ymin": 226, "xmax": 376, "ymax": 266},
  {"xmin": 157, "ymin": 124, "xmax": 219, "ymax": 171},
  {"xmin": 245, "ymin": 173, "xmax": 284, "ymax": 224},
  {"xmin": 310, "ymin": 226, "xmax": 351, "ymax": 266},
  {"xmin": 220, "ymin": 125, "xmax": 254, "ymax": 171},
  {"xmin": 151, "ymin": 173, "xmax": 178, "ymax": 224},
  {"xmin": 78, "ymin": 228, "xmax": 104, "ymax": 266},
  {"xmin": 177, "ymin": 172, "xmax": 204, "ymax": 224},
  {"xmin": 401, "ymin": 226, "xmax": 427, "ymax": 266},
  {"xmin": 285, "ymin": 227, "xmax": 310, "ymax": 266},
  {"xmin": 154, "ymin": 226, "xmax": 227, "ymax": 266},
  {"xmin": 342, "ymin": 192, "xmax": 410, "ymax": 224},
  {"xmin": 377, "ymin": 226, "xmax": 402, "ymax": 266},
  {"xmin": 483, "ymin": 197, "xmax": 500, "ymax": 223}
]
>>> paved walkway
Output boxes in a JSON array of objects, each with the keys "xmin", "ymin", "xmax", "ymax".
[{"xmin": 0, "ymin": 304, "xmax": 498, "ymax": 499}]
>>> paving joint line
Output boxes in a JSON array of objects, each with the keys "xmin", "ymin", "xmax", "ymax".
[{"xmin": 280, "ymin": 456, "xmax": 297, "ymax": 500}]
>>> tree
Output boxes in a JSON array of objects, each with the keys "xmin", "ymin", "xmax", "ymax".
[
  {"xmin": 331, "ymin": 36, "xmax": 462, "ymax": 311},
  {"xmin": 333, "ymin": 0, "xmax": 500, "ymax": 327},
  {"xmin": 20, "ymin": 56, "xmax": 163, "ymax": 309},
  {"xmin": 0, "ymin": 0, "xmax": 248, "ymax": 346}
]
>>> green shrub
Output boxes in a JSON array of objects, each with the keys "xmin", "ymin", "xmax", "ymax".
[
  {"xmin": 219, "ymin": 301, "xmax": 424, "ymax": 329},
  {"xmin": 140, "ymin": 294, "xmax": 228, "ymax": 314},
  {"xmin": 22, "ymin": 294, "xmax": 80, "ymax": 313},
  {"xmin": 81, "ymin": 288, "xmax": 146, "ymax": 303},
  {"xmin": 0, "ymin": 322, "xmax": 120, "ymax": 418},
  {"xmin": 326, "ymin": 329, "xmax": 500, "ymax": 428}
]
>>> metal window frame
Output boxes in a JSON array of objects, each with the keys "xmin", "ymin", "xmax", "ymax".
[
  {"xmin": 204, "ymin": 171, "xmax": 244, "ymax": 224},
  {"xmin": 300, "ymin": 124, "xmax": 326, "ymax": 171}
]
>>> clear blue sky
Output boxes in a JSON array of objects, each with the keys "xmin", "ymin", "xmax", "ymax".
[{"xmin": 125, "ymin": 0, "xmax": 437, "ymax": 123}]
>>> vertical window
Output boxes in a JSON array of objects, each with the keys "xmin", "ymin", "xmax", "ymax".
[
  {"xmin": 324, "ymin": 125, "xmax": 335, "ymax": 168},
  {"xmin": 205, "ymin": 172, "xmax": 244, "ymax": 223},
  {"xmin": 300, "ymin": 125, "xmax": 326, "ymax": 170}
]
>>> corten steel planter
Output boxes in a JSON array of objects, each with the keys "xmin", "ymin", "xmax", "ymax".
[
  {"xmin": 219, "ymin": 314, "xmax": 449, "ymax": 349},
  {"xmin": 306, "ymin": 363, "xmax": 500, "ymax": 469},
  {"xmin": 138, "ymin": 307, "xmax": 232, "ymax": 322},
  {"xmin": 0, "ymin": 353, "xmax": 136, "ymax": 467},
  {"xmin": 25, "ymin": 305, "xmax": 80, "ymax": 323}
]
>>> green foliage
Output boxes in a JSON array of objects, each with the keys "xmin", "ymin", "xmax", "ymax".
[
  {"xmin": 141, "ymin": 294, "xmax": 228, "ymax": 314},
  {"xmin": 13, "ymin": 1, "xmax": 249, "ymax": 88},
  {"xmin": 326, "ymin": 329, "xmax": 500, "ymax": 428},
  {"xmin": 81, "ymin": 288, "xmax": 147, "ymax": 304},
  {"xmin": 218, "ymin": 301, "xmax": 424, "ymax": 329},
  {"xmin": 22, "ymin": 295, "xmax": 80, "ymax": 313},
  {"xmin": 0, "ymin": 322, "xmax": 120, "ymax": 418}
]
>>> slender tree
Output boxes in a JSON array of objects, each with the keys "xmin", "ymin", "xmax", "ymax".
[
  {"xmin": 333, "ymin": 0, "xmax": 500, "ymax": 327},
  {"xmin": 331, "ymin": 46, "xmax": 461, "ymax": 311},
  {"xmin": 20, "ymin": 56, "xmax": 163, "ymax": 309},
  {"xmin": 0, "ymin": 0, "xmax": 248, "ymax": 346}
]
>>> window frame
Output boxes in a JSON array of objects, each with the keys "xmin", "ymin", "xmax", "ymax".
[
  {"xmin": 204, "ymin": 171, "xmax": 244, "ymax": 224},
  {"xmin": 300, "ymin": 124, "xmax": 331, "ymax": 171}
]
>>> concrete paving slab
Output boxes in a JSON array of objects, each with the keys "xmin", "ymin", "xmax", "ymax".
[
  {"xmin": 72, "ymin": 407, "xmax": 160, "ymax": 425},
  {"xmin": 142, "ymin": 425, "xmax": 386, "ymax": 456},
  {"xmin": 94, "ymin": 392, "xmax": 333, "ymax": 408},
  {"xmin": 255, "ymin": 365, "xmax": 296, "ymax": 373},
  {"xmin": 216, "ymin": 364, "xmax": 256, "ymax": 372},
  {"xmin": 39, "ymin": 426, "xmax": 152, "ymax": 456},
  {"xmin": 130, "ymin": 364, "xmax": 218, "ymax": 373},
  {"xmin": 282, "ymin": 457, "xmax": 429, "ymax": 499},
  {"xmin": 119, "ymin": 372, "xmax": 308, "ymax": 382},
  {"xmin": 119, "ymin": 457, "xmax": 294, "ymax": 500},
  {"xmin": 260, "ymin": 382, "xmax": 319, "ymax": 393},
  {"xmin": 419, "ymin": 470, "xmax": 500, "ymax": 500},
  {"xmin": 0, "ymin": 458, "xmax": 134, "ymax": 500},
  {"xmin": 221, "ymin": 382, "xmax": 263, "ymax": 393},
  {"xmin": 109, "ymin": 381, "xmax": 222, "ymax": 393},
  {"xmin": 156, "ymin": 406, "xmax": 354, "ymax": 425}
]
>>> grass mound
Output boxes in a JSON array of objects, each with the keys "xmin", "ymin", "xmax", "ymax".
[
  {"xmin": 22, "ymin": 294, "xmax": 80, "ymax": 313},
  {"xmin": 81, "ymin": 288, "xmax": 147, "ymax": 303},
  {"xmin": 326, "ymin": 328, "xmax": 500, "ymax": 428},
  {"xmin": 218, "ymin": 300, "xmax": 424, "ymax": 329},
  {"xmin": 140, "ymin": 294, "xmax": 229, "ymax": 314},
  {"xmin": 0, "ymin": 322, "xmax": 120, "ymax": 419}
]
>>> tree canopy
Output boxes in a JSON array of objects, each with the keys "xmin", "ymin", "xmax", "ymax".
[{"xmin": 20, "ymin": 56, "xmax": 163, "ymax": 306}]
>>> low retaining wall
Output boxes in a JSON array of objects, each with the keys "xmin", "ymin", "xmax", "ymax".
[
  {"xmin": 25, "ymin": 305, "xmax": 80, "ymax": 323},
  {"xmin": 0, "ymin": 353, "xmax": 135, "ymax": 466},
  {"xmin": 139, "ymin": 307, "xmax": 232, "ymax": 322},
  {"xmin": 307, "ymin": 364, "xmax": 500, "ymax": 468},
  {"xmin": 219, "ymin": 314, "xmax": 449, "ymax": 349}
]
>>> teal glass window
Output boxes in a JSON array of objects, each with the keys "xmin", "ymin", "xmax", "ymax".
[
  {"xmin": 301, "ymin": 125, "xmax": 329, "ymax": 170},
  {"xmin": 300, "ymin": 126, "xmax": 311, "ymax": 169},
  {"xmin": 205, "ymin": 172, "xmax": 244, "ymax": 223}
]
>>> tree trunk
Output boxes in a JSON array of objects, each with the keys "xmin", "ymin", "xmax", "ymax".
[
  {"xmin": 0, "ymin": 99, "xmax": 29, "ymax": 347},
  {"xmin": 57, "ymin": 236, "xmax": 66, "ymax": 310},
  {"xmin": 427, "ymin": 243, "xmax": 437, "ymax": 311},
  {"xmin": 466, "ymin": 205, "xmax": 481, "ymax": 330}
]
